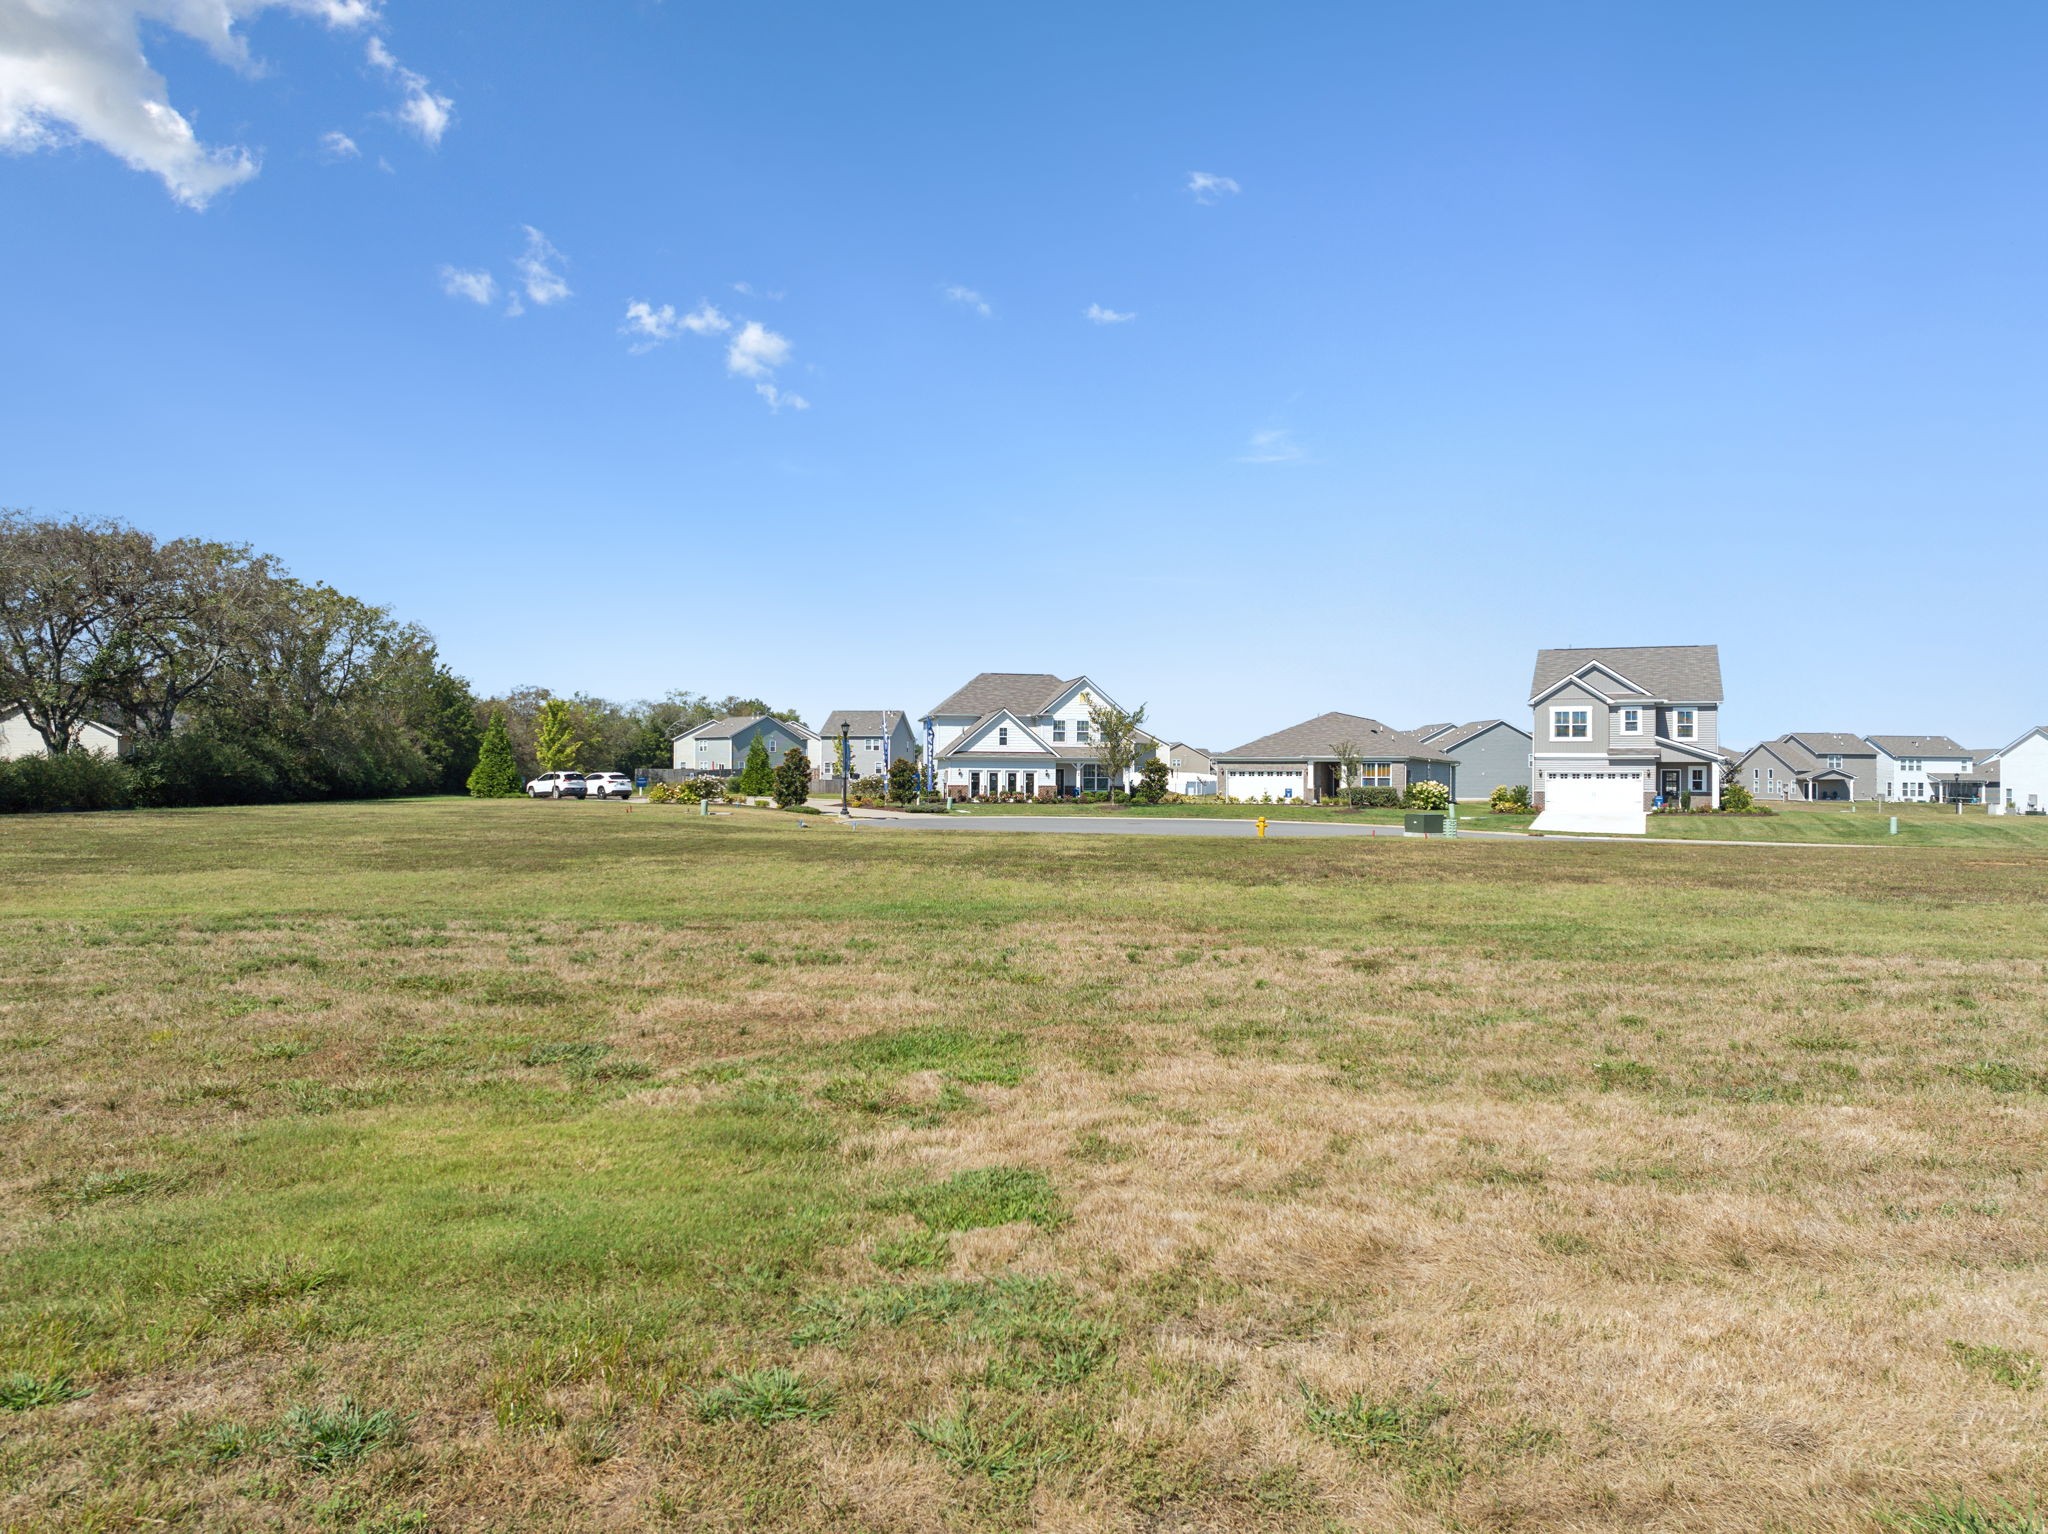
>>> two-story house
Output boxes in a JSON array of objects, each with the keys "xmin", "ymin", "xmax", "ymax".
[
  {"xmin": 817, "ymin": 710, "xmax": 918, "ymax": 783},
  {"xmin": 1865, "ymin": 735, "xmax": 1976, "ymax": 802},
  {"xmin": 1733, "ymin": 732, "xmax": 1876, "ymax": 801},
  {"xmin": 1528, "ymin": 645, "xmax": 1726, "ymax": 820},
  {"xmin": 670, "ymin": 714, "xmax": 819, "ymax": 775},
  {"xmin": 1989, "ymin": 726, "xmax": 2048, "ymax": 813},
  {"xmin": 923, "ymin": 672, "xmax": 1160, "ymax": 799}
]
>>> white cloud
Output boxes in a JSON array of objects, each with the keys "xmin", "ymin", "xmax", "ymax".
[
  {"xmin": 754, "ymin": 383, "xmax": 809, "ymax": 413},
  {"xmin": 1237, "ymin": 428, "xmax": 1305, "ymax": 464},
  {"xmin": 679, "ymin": 301, "xmax": 730, "ymax": 335},
  {"xmin": 725, "ymin": 320, "xmax": 791, "ymax": 378},
  {"xmin": 943, "ymin": 284, "xmax": 991, "ymax": 317},
  {"xmin": 1187, "ymin": 170, "xmax": 1240, "ymax": 204},
  {"xmin": 620, "ymin": 298, "xmax": 730, "ymax": 351},
  {"xmin": 438, "ymin": 265, "xmax": 496, "ymax": 305},
  {"xmin": 317, "ymin": 128, "xmax": 358, "ymax": 160},
  {"xmin": 1084, "ymin": 303, "xmax": 1135, "ymax": 325},
  {"xmin": 512, "ymin": 225, "xmax": 570, "ymax": 306},
  {"xmin": 365, "ymin": 34, "xmax": 451, "ymax": 147}
]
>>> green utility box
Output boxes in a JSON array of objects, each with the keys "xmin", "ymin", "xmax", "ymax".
[{"xmin": 1404, "ymin": 812, "xmax": 1446, "ymax": 835}]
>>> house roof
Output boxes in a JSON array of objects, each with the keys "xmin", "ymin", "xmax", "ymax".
[
  {"xmin": 671, "ymin": 713, "xmax": 814, "ymax": 743},
  {"xmin": 1865, "ymin": 734, "xmax": 1969, "ymax": 758},
  {"xmin": 1782, "ymin": 731, "xmax": 1873, "ymax": 756},
  {"xmin": 820, "ymin": 709, "xmax": 906, "ymax": 738},
  {"xmin": 1429, "ymin": 719, "xmax": 1524, "ymax": 750},
  {"xmin": 1216, "ymin": 712, "xmax": 1454, "ymax": 764},
  {"xmin": 927, "ymin": 672, "xmax": 1070, "ymax": 718},
  {"xmin": 1409, "ymin": 722, "xmax": 1455, "ymax": 742},
  {"xmin": 1991, "ymin": 726, "xmax": 2048, "ymax": 757},
  {"xmin": 1529, "ymin": 645, "xmax": 1723, "ymax": 704}
]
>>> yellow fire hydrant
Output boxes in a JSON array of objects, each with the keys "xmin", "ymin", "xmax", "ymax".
[{"xmin": 1255, "ymin": 816, "xmax": 1268, "ymax": 839}]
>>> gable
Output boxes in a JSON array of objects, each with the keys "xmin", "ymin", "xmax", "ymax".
[{"xmin": 949, "ymin": 710, "xmax": 1054, "ymax": 756}]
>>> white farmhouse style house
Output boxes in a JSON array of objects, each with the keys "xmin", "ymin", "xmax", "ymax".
[
  {"xmin": 1528, "ymin": 645, "xmax": 1726, "ymax": 827},
  {"xmin": 923, "ymin": 672, "xmax": 1157, "ymax": 799}
]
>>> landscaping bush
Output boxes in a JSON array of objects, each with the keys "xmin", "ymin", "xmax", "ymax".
[
  {"xmin": 129, "ymin": 734, "xmax": 286, "ymax": 808},
  {"xmin": 1351, "ymin": 786, "xmax": 1400, "ymax": 809},
  {"xmin": 1132, "ymin": 757, "xmax": 1171, "ymax": 805},
  {"xmin": 852, "ymin": 775, "xmax": 887, "ymax": 800},
  {"xmin": 773, "ymin": 747, "xmax": 812, "ymax": 808},
  {"xmin": 888, "ymin": 757, "xmax": 920, "ymax": 804},
  {"xmin": 1403, "ymin": 779, "xmax": 1452, "ymax": 812},
  {"xmin": 0, "ymin": 751, "xmax": 134, "ymax": 814},
  {"xmin": 1720, "ymin": 782, "xmax": 1755, "ymax": 813},
  {"xmin": 1489, "ymin": 783, "xmax": 1532, "ymax": 813}
]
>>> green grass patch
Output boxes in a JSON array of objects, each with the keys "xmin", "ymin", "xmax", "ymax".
[{"xmin": 884, "ymin": 1166, "xmax": 1063, "ymax": 1232}]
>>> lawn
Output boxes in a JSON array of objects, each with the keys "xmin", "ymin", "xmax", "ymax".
[{"xmin": 3, "ymin": 799, "xmax": 2047, "ymax": 1532}]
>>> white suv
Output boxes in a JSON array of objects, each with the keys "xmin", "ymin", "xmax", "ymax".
[
  {"xmin": 526, "ymin": 771, "xmax": 586, "ymax": 799},
  {"xmin": 583, "ymin": 771, "xmax": 633, "ymax": 801}
]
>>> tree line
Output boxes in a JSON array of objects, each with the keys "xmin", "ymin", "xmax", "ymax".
[{"xmin": 0, "ymin": 511, "xmax": 794, "ymax": 810}]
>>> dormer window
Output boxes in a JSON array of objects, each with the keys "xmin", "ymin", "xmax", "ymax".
[
  {"xmin": 1674, "ymin": 708, "xmax": 1696, "ymax": 739},
  {"xmin": 1551, "ymin": 708, "xmax": 1588, "ymax": 740},
  {"xmin": 1620, "ymin": 708, "xmax": 1641, "ymax": 735}
]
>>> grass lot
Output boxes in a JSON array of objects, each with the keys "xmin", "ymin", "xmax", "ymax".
[
  {"xmin": 4, "ymin": 798, "xmax": 2047, "ymax": 1532},
  {"xmin": 941, "ymin": 796, "xmax": 2045, "ymax": 847}
]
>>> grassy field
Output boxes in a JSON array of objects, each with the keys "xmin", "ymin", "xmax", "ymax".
[
  {"xmin": 936, "ymin": 797, "xmax": 2046, "ymax": 847},
  {"xmin": 4, "ymin": 799, "xmax": 2047, "ymax": 1533}
]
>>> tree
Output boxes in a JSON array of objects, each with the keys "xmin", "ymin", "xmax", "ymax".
[
  {"xmin": 533, "ymin": 699, "xmax": 587, "ymax": 773},
  {"xmin": 467, "ymin": 709, "xmax": 523, "ymax": 797},
  {"xmin": 1085, "ymin": 692, "xmax": 1149, "ymax": 797},
  {"xmin": 888, "ymin": 755, "xmax": 919, "ymax": 804},
  {"xmin": 1721, "ymin": 781, "xmax": 1754, "ymax": 813},
  {"xmin": 411, "ymin": 665, "xmax": 482, "ymax": 794},
  {"xmin": 773, "ymin": 746, "xmax": 812, "ymax": 807},
  {"xmin": 0, "ymin": 509, "xmax": 155, "ymax": 751},
  {"xmin": 1331, "ymin": 739, "xmax": 1363, "ymax": 792},
  {"xmin": 1134, "ymin": 756, "xmax": 1171, "ymax": 804},
  {"xmin": 734, "ymin": 734, "xmax": 775, "ymax": 796}
]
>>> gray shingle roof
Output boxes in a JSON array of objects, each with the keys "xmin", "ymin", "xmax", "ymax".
[
  {"xmin": 1430, "ymin": 719, "xmax": 1522, "ymax": 750},
  {"xmin": 1530, "ymin": 645, "xmax": 1723, "ymax": 703},
  {"xmin": 927, "ymin": 672, "xmax": 1070, "ymax": 718},
  {"xmin": 1865, "ymin": 734, "xmax": 1969, "ymax": 757},
  {"xmin": 1408, "ymin": 722, "xmax": 1455, "ymax": 742},
  {"xmin": 671, "ymin": 713, "xmax": 817, "ymax": 743},
  {"xmin": 1216, "ymin": 712, "xmax": 1454, "ymax": 763},
  {"xmin": 820, "ymin": 709, "xmax": 906, "ymax": 738},
  {"xmin": 1782, "ymin": 731, "xmax": 1874, "ymax": 756}
]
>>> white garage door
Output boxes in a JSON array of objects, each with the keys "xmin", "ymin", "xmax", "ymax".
[{"xmin": 1532, "ymin": 770, "xmax": 1646, "ymax": 835}]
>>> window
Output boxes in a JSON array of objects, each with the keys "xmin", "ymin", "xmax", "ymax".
[
  {"xmin": 1051, "ymin": 719, "xmax": 1066, "ymax": 743},
  {"xmin": 998, "ymin": 726, "xmax": 1008, "ymax": 745},
  {"xmin": 1674, "ymin": 708, "xmax": 1696, "ymax": 739},
  {"xmin": 1689, "ymin": 767, "xmax": 1707, "ymax": 793},
  {"xmin": 1827, "ymin": 755, "xmax": 1842, "ymax": 769},
  {"xmin": 1359, "ymin": 763, "xmax": 1393, "ymax": 786},
  {"xmin": 1006, "ymin": 772, "xmax": 1018, "ymax": 793},
  {"xmin": 1751, "ymin": 768, "xmax": 1760, "ymax": 785},
  {"xmin": 1551, "ymin": 708, "xmax": 1588, "ymax": 739},
  {"xmin": 1902, "ymin": 758, "xmax": 1921, "ymax": 772},
  {"xmin": 969, "ymin": 772, "xmax": 982, "ymax": 796},
  {"xmin": 1080, "ymin": 764, "xmax": 1110, "ymax": 791},
  {"xmin": 1620, "ymin": 708, "xmax": 1641, "ymax": 734},
  {"xmin": 1076, "ymin": 720, "xmax": 1090, "ymax": 743}
]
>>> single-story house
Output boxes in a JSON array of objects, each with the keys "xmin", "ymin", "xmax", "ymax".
[
  {"xmin": 671, "ymin": 714, "xmax": 819, "ymax": 774},
  {"xmin": 924, "ymin": 672, "xmax": 1162, "ymax": 799},
  {"xmin": 0, "ymin": 709, "xmax": 129, "ymax": 760},
  {"xmin": 817, "ymin": 710, "xmax": 918, "ymax": 782},
  {"xmin": 1413, "ymin": 719, "xmax": 1531, "ymax": 801},
  {"xmin": 1212, "ymin": 713, "xmax": 1456, "ymax": 803},
  {"xmin": 1989, "ymin": 727, "xmax": 2048, "ymax": 813}
]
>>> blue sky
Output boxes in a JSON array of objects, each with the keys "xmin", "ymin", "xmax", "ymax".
[{"xmin": 5, "ymin": 2, "xmax": 2045, "ymax": 749}]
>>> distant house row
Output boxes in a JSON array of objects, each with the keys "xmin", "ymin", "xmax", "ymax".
[{"xmin": 1733, "ymin": 732, "xmax": 2047, "ymax": 811}]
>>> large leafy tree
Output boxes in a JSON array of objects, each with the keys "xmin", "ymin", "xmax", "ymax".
[
  {"xmin": 0, "ymin": 509, "xmax": 154, "ymax": 750},
  {"xmin": 467, "ymin": 710, "xmax": 523, "ymax": 797}
]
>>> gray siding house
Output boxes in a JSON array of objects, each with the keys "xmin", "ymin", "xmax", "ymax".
[
  {"xmin": 1734, "ymin": 732, "xmax": 1876, "ymax": 801},
  {"xmin": 1414, "ymin": 719, "xmax": 1531, "ymax": 801},
  {"xmin": 1529, "ymin": 645, "xmax": 1726, "ymax": 811},
  {"xmin": 671, "ymin": 714, "xmax": 819, "ymax": 774},
  {"xmin": 818, "ymin": 710, "xmax": 918, "ymax": 782},
  {"xmin": 1214, "ymin": 713, "xmax": 1455, "ymax": 803}
]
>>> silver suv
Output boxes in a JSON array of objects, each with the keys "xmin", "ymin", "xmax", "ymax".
[
  {"xmin": 583, "ymin": 771, "xmax": 633, "ymax": 800},
  {"xmin": 526, "ymin": 771, "xmax": 586, "ymax": 799}
]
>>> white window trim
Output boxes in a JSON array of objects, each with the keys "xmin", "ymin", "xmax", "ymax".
[
  {"xmin": 1551, "ymin": 708, "xmax": 1589, "ymax": 741},
  {"xmin": 1674, "ymin": 707, "xmax": 1697, "ymax": 740},
  {"xmin": 1619, "ymin": 707, "xmax": 1641, "ymax": 735}
]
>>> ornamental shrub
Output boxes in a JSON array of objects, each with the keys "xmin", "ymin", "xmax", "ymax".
[
  {"xmin": 1720, "ymin": 782, "xmax": 1755, "ymax": 813},
  {"xmin": 1404, "ymin": 779, "xmax": 1451, "ymax": 812},
  {"xmin": 773, "ymin": 746, "xmax": 812, "ymax": 808},
  {"xmin": 0, "ymin": 751, "xmax": 133, "ymax": 814},
  {"xmin": 1132, "ymin": 757, "xmax": 1171, "ymax": 805},
  {"xmin": 1355, "ymin": 785, "xmax": 1400, "ymax": 809},
  {"xmin": 1489, "ymin": 783, "xmax": 1532, "ymax": 812},
  {"xmin": 887, "ymin": 757, "xmax": 919, "ymax": 804},
  {"xmin": 467, "ymin": 710, "xmax": 523, "ymax": 798},
  {"xmin": 735, "ymin": 736, "xmax": 775, "ymax": 796},
  {"xmin": 852, "ymin": 775, "xmax": 887, "ymax": 800}
]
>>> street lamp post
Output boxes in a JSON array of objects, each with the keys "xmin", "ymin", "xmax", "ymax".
[{"xmin": 840, "ymin": 720, "xmax": 851, "ymax": 817}]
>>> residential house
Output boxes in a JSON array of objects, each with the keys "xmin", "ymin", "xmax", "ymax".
[
  {"xmin": 1865, "ymin": 735, "xmax": 1977, "ymax": 802},
  {"xmin": 1413, "ymin": 720, "xmax": 1531, "ymax": 801},
  {"xmin": 0, "ymin": 709, "xmax": 128, "ymax": 760},
  {"xmin": 670, "ymin": 715, "xmax": 819, "ymax": 775},
  {"xmin": 1212, "ymin": 713, "xmax": 1456, "ymax": 803},
  {"xmin": 1989, "ymin": 727, "xmax": 2048, "ymax": 813},
  {"xmin": 1529, "ymin": 644, "xmax": 1726, "ymax": 814},
  {"xmin": 924, "ymin": 672, "xmax": 1160, "ymax": 799},
  {"xmin": 1161, "ymin": 742, "xmax": 1217, "ymax": 797},
  {"xmin": 1734, "ymin": 732, "xmax": 1876, "ymax": 802},
  {"xmin": 817, "ymin": 710, "xmax": 917, "ymax": 783}
]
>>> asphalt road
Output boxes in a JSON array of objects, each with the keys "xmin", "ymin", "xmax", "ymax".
[{"xmin": 851, "ymin": 814, "xmax": 1510, "ymax": 840}]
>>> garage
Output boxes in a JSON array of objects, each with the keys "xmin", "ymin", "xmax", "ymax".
[{"xmin": 1532, "ymin": 767, "xmax": 1647, "ymax": 835}]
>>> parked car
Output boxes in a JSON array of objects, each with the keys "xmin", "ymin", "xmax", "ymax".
[
  {"xmin": 526, "ymin": 771, "xmax": 586, "ymax": 799},
  {"xmin": 583, "ymin": 771, "xmax": 632, "ymax": 800}
]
